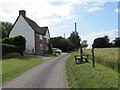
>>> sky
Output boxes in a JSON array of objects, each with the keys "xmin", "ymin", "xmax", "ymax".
[{"xmin": 0, "ymin": 0, "xmax": 119, "ymax": 48}]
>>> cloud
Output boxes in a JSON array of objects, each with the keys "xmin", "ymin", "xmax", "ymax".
[
  {"xmin": 92, "ymin": 2, "xmax": 106, "ymax": 6},
  {"xmin": 87, "ymin": 7, "xmax": 103, "ymax": 13},
  {"xmin": 81, "ymin": 29, "xmax": 118, "ymax": 48},
  {"xmin": 115, "ymin": 8, "xmax": 120, "ymax": 13},
  {"xmin": 85, "ymin": 2, "xmax": 106, "ymax": 13},
  {"xmin": 0, "ymin": 0, "xmax": 79, "ymax": 26}
]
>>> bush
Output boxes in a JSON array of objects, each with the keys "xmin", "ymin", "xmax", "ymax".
[
  {"xmin": 14, "ymin": 35, "xmax": 26, "ymax": 50},
  {"xmin": 3, "ymin": 35, "xmax": 26, "ymax": 48},
  {"xmin": 2, "ymin": 44, "xmax": 15, "ymax": 56},
  {"xmin": 2, "ymin": 35, "xmax": 26, "ymax": 57},
  {"xmin": 2, "ymin": 44, "xmax": 24, "ymax": 57},
  {"xmin": 2, "ymin": 37, "xmax": 14, "ymax": 45}
]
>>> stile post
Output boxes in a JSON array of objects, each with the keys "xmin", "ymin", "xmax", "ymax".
[{"xmin": 92, "ymin": 48, "xmax": 95, "ymax": 67}]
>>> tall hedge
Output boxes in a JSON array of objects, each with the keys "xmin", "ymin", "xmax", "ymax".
[
  {"xmin": 2, "ymin": 35, "xmax": 26, "ymax": 56},
  {"xmin": 2, "ymin": 44, "xmax": 15, "ymax": 56},
  {"xmin": 14, "ymin": 35, "xmax": 26, "ymax": 50},
  {"xmin": 2, "ymin": 37, "xmax": 14, "ymax": 45}
]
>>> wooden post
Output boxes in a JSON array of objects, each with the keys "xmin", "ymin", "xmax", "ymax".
[
  {"xmin": 80, "ymin": 46, "xmax": 83, "ymax": 61},
  {"xmin": 92, "ymin": 48, "xmax": 95, "ymax": 67}
]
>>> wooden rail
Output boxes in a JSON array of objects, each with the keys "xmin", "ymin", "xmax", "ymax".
[{"xmin": 74, "ymin": 54, "xmax": 89, "ymax": 64}]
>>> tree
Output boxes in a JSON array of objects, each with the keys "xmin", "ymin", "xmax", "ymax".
[
  {"xmin": 104, "ymin": 35, "xmax": 110, "ymax": 44},
  {"xmin": 81, "ymin": 40, "xmax": 88, "ymax": 49},
  {"xmin": 51, "ymin": 36, "xmax": 74, "ymax": 52},
  {"xmin": 92, "ymin": 36, "xmax": 110, "ymax": 48},
  {"xmin": 68, "ymin": 31, "xmax": 81, "ymax": 50},
  {"xmin": 0, "ymin": 21, "xmax": 13, "ymax": 38},
  {"xmin": 113, "ymin": 37, "xmax": 120, "ymax": 47}
]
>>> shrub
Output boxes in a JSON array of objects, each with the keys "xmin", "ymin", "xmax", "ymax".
[
  {"xmin": 2, "ymin": 44, "xmax": 24, "ymax": 57},
  {"xmin": 14, "ymin": 46, "xmax": 24, "ymax": 56},
  {"xmin": 2, "ymin": 37, "xmax": 14, "ymax": 45},
  {"xmin": 2, "ymin": 44, "xmax": 15, "ymax": 56},
  {"xmin": 14, "ymin": 35, "xmax": 26, "ymax": 50},
  {"xmin": 2, "ymin": 35, "xmax": 26, "ymax": 57}
]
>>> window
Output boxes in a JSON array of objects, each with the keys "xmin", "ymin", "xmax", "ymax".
[
  {"xmin": 39, "ymin": 35, "xmax": 42, "ymax": 40},
  {"xmin": 40, "ymin": 44, "xmax": 43, "ymax": 47}
]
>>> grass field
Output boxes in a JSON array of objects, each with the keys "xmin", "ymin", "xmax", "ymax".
[
  {"xmin": 2, "ymin": 56, "xmax": 49, "ymax": 82},
  {"xmin": 84, "ymin": 48, "xmax": 119, "ymax": 71},
  {"xmin": 66, "ymin": 52, "xmax": 118, "ymax": 88}
]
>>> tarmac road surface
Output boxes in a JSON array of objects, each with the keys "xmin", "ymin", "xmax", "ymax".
[{"xmin": 2, "ymin": 53, "xmax": 70, "ymax": 88}]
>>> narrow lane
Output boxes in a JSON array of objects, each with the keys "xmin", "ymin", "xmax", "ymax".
[{"xmin": 3, "ymin": 53, "xmax": 70, "ymax": 88}]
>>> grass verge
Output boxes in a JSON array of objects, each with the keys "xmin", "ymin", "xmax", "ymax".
[
  {"xmin": 66, "ymin": 52, "xmax": 118, "ymax": 88},
  {"xmin": 2, "ymin": 56, "xmax": 49, "ymax": 82}
]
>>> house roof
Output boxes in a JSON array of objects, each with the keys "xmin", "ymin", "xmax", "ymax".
[
  {"xmin": 11, "ymin": 10, "xmax": 48, "ymax": 36},
  {"xmin": 24, "ymin": 17, "xmax": 48, "ymax": 35}
]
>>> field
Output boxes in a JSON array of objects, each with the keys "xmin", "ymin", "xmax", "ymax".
[
  {"xmin": 2, "ymin": 56, "xmax": 49, "ymax": 82},
  {"xmin": 84, "ymin": 48, "xmax": 119, "ymax": 71},
  {"xmin": 66, "ymin": 52, "xmax": 118, "ymax": 88}
]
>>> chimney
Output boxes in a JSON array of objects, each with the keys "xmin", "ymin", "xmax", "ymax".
[{"xmin": 19, "ymin": 10, "xmax": 26, "ymax": 16}]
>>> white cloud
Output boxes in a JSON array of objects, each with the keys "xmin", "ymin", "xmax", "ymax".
[
  {"xmin": 88, "ymin": 7, "xmax": 103, "ymax": 13},
  {"xmin": 115, "ymin": 8, "xmax": 120, "ymax": 13},
  {"xmin": 0, "ymin": 0, "xmax": 76, "ymax": 25},
  {"xmin": 92, "ymin": 2, "xmax": 106, "ymax": 6},
  {"xmin": 81, "ymin": 29, "xmax": 118, "ymax": 48},
  {"xmin": 85, "ymin": 2, "xmax": 106, "ymax": 13},
  {"xmin": 0, "ymin": 1, "xmax": 115, "ymax": 26}
]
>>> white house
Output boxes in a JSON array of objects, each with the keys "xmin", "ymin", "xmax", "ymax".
[{"xmin": 9, "ymin": 10, "xmax": 51, "ymax": 55}]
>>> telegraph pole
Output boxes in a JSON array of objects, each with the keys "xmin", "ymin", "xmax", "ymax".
[
  {"xmin": 75, "ymin": 23, "xmax": 77, "ymax": 33},
  {"xmin": 64, "ymin": 33, "xmax": 65, "ymax": 38},
  {"xmin": 75, "ymin": 23, "xmax": 77, "ymax": 50},
  {"xmin": 75, "ymin": 23, "xmax": 83, "ymax": 60}
]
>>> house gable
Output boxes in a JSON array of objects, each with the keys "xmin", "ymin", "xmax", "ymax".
[{"xmin": 9, "ymin": 15, "xmax": 35, "ymax": 54}]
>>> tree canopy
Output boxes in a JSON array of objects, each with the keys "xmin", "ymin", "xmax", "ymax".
[
  {"xmin": 68, "ymin": 31, "xmax": 81, "ymax": 50},
  {"xmin": 113, "ymin": 37, "xmax": 120, "ymax": 47},
  {"xmin": 81, "ymin": 40, "xmax": 88, "ymax": 49},
  {"xmin": 92, "ymin": 36, "xmax": 120, "ymax": 48},
  {"xmin": 0, "ymin": 21, "xmax": 13, "ymax": 38},
  {"xmin": 51, "ymin": 36, "xmax": 74, "ymax": 52},
  {"xmin": 92, "ymin": 36, "xmax": 110, "ymax": 48}
]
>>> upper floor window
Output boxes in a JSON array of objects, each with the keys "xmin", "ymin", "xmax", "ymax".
[{"xmin": 39, "ymin": 35, "xmax": 43, "ymax": 40}]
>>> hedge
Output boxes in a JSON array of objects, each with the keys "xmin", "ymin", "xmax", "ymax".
[
  {"xmin": 2, "ymin": 37, "xmax": 14, "ymax": 45},
  {"xmin": 3, "ymin": 35, "xmax": 26, "ymax": 48},
  {"xmin": 2, "ymin": 35, "xmax": 26, "ymax": 57},
  {"xmin": 2, "ymin": 44, "xmax": 24, "ymax": 56}
]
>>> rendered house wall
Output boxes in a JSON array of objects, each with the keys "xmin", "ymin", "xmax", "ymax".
[{"xmin": 9, "ymin": 15, "xmax": 35, "ymax": 54}]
